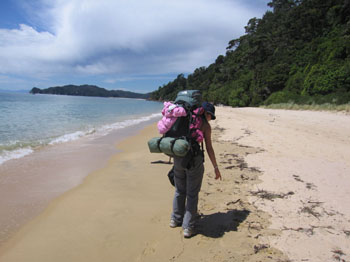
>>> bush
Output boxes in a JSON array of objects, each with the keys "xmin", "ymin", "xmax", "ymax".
[{"xmin": 264, "ymin": 91, "xmax": 299, "ymax": 105}]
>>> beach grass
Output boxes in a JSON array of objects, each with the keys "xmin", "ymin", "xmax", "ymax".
[{"xmin": 261, "ymin": 102, "xmax": 350, "ymax": 113}]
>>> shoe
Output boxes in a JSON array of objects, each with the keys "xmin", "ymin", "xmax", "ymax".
[
  {"xmin": 169, "ymin": 219, "xmax": 180, "ymax": 228},
  {"xmin": 183, "ymin": 228, "xmax": 194, "ymax": 238}
]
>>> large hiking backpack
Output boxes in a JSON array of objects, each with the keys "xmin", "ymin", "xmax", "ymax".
[
  {"xmin": 165, "ymin": 90, "xmax": 202, "ymax": 138},
  {"xmin": 148, "ymin": 90, "xmax": 204, "ymax": 158}
]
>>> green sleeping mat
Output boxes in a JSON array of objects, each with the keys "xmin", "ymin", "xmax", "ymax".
[{"xmin": 147, "ymin": 137, "xmax": 190, "ymax": 157}]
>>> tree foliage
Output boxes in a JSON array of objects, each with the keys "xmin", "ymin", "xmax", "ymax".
[{"xmin": 150, "ymin": 0, "xmax": 350, "ymax": 106}]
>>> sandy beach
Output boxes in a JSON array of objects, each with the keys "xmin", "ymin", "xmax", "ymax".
[{"xmin": 0, "ymin": 107, "xmax": 349, "ymax": 262}]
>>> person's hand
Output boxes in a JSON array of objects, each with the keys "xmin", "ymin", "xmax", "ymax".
[{"xmin": 215, "ymin": 168, "xmax": 222, "ymax": 180}]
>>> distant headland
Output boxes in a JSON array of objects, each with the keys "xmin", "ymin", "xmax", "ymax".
[{"xmin": 30, "ymin": 85, "xmax": 150, "ymax": 99}]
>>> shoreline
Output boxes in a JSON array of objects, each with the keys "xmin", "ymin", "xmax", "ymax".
[
  {"xmin": 0, "ymin": 108, "xmax": 288, "ymax": 262},
  {"xmin": 0, "ymin": 118, "xmax": 159, "ymax": 247},
  {"xmin": 0, "ymin": 111, "xmax": 161, "ymax": 167},
  {"xmin": 0, "ymin": 107, "xmax": 349, "ymax": 261},
  {"xmin": 0, "ymin": 91, "xmax": 162, "ymax": 167}
]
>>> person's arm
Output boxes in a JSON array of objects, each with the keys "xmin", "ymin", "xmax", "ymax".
[{"xmin": 204, "ymin": 124, "xmax": 222, "ymax": 180}]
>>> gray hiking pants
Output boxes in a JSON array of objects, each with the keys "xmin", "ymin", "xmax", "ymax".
[{"xmin": 171, "ymin": 154, "xmax": 204, "ymax": 229}]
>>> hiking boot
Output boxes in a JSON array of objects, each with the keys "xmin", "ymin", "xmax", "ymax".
[
  {"xmin": 183, "ymin": 228, "xmax": 194, "ymax": 238},
  {"xmin": 169, "ymin": 219, "xmax": 180, "ymax": 228}
]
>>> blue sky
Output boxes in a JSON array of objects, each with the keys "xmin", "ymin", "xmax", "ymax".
[{"xmin": 0, "ymin": 0, "xmax": 270, "ymax": 93}]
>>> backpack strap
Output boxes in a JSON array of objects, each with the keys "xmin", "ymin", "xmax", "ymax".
[
  {"xmin": 170, "ymin": 137, "xmax": 182, "ymax": 156},
  {"xmin": 187, "ymin": 110, "xmax": 193, "ymax": 138},
  {"xmin": 201, "ymin": 142, "xmax": 205, "ymax": 163},
  {"xmin": 157, "ymin": 136, "xmax": 164, "ymax": 152}
]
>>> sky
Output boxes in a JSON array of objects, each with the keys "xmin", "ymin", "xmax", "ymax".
[{"xmin": 0, "ymin": 0, "xmax": 271, "ymax": 93}]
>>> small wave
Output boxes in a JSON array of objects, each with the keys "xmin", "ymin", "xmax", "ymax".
[
  {"xmin": 96, "ymin": 113, "xmax": 161, "ymax": 135},
  {"xmin": 0, "ymin": 148, "xmax": 34, "ymax": 165},
  {"xmin": 0, "ymin": 113, "xmax": 161, "ymax": 166},
  {"xmin": 48, "ymin": 113, "xmax": 161, "ymax": 143},
  {"xmin": 48, "ymin": 129, "xmax": 96, "ymax": 145}
]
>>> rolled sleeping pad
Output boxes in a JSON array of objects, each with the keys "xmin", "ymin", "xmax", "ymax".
[
  {"xmin": 148, "ymin": 137, "xmax": 162, "ymax": 153},
  {"xmin": 147, "ymin": 137, "xmax": 190, "ymax": 157}
]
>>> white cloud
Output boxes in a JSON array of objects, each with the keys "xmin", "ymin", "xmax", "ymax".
[
  {"xmin": 0, "ymin": 0, "xmax": 268, "ymax": 79},
  {"xmin": 103, "ymin": 75, "xmax": 175, "ymax": 84}
]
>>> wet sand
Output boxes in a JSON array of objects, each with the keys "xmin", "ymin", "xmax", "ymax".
[
  {"xmin": 0, "ymin": 107, "xmax": 349, "ymax": 261},
  {"xmin": 0, "ymin": 120, "xmax": 156, "ymax": 246}
]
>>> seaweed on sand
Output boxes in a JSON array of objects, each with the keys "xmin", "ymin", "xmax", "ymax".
[{"xmin": 250, "ymin": 189, "xmax": 294, "ymax": 201}]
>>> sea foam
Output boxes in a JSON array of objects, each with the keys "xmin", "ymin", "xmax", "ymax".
[
  {"xmin": 0, "ymin": 113, "xmax": 161, "ymax": 166},
  {"xmin": 96, "ymin": 113, "xmax": 161, "ymax": 135},
  {"xmin": 0, "ymin": 148, "xmax": 34, "ymax": 165}
]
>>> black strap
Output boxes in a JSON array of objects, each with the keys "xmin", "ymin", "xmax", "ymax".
[
  {"xmin": 170, "ymin": 137, "xmax": 182, "ymax": 155},
  {"xmin": 187, "ymin": 110, "xmax": 193, "ymax": 138},
  {"xmin": 201, "ymin": 142, "xmax": 205, "ymax": 162},
  {"xmin": 157, "ymin": 137, "xmax": 163, "ymax": 151}
]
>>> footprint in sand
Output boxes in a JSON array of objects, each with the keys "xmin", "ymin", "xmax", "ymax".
[
  {"xmin": 150, "ymin": 215, "xmax": 161, "ymax": 224},
  {"xmin": 141, "ymin": 241, "xmax": 158, "ymax": 256}
]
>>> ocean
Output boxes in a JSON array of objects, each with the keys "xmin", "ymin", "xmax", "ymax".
[{"xmin": 0, "ymin": 91, "xmax": 162, "ymax": 166}]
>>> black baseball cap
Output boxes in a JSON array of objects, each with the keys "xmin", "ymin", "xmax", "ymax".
[{"xmin": 202, "ymin": 102, "xmax": 216, "ymax": 120}]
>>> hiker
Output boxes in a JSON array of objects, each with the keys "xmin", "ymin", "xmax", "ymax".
[{"xmin": 170, "ymin": 102, "xmax": 221, "ymax": 238}]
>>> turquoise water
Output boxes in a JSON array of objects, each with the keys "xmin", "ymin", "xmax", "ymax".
[{"xmin": 0, "ymin": 91, "xmax": 162, "ymax": 165}]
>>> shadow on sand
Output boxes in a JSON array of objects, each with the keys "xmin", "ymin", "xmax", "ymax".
[
  {"xmin": 196, "ymin": 209, "xmax": 250, "ymax": 238},
  {"xmin": 150, "ymin": 157, "xmax": 173, "ymax": 165},
  {"xmin": 150, "ymin": 160, "xmax": 173, "ymax": 164}
]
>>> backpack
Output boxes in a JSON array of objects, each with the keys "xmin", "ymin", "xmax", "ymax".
[
  {"xmin": 165, "ymin": 90, "xmax": 202, "ymax": 138},
  {"xmin": 148, "ymin": 90, "xmax": 204, "ymax": 160}
]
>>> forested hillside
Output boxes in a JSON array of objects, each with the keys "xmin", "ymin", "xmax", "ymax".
[
  {"xmin": 150, "ymin": 0, "xmax": 350, "ymax": 106},
  {"xmin": 30, "ymin": 85, "xmax": 150, "ymax": 99}
]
